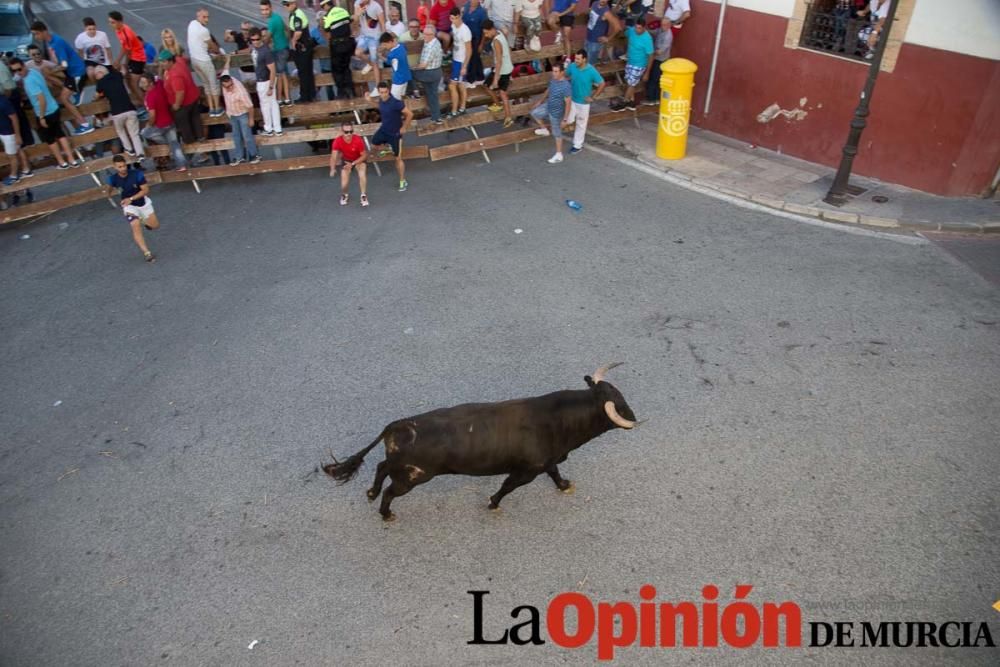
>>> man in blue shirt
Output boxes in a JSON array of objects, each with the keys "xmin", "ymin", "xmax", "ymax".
[
  {"xmin": 378, "ymin": 32, "xmax": 411, "ymax": 100},
  {"xmin": 613, "ymin": 16, "xmax": 653, "ymax": 112},
  {"xmin": 529, "ymin": 60, "xmax": 572, "ymax": 164},
  {"xmin": 585, "ymin": 0, "xmax": 620, "ymax": 64},
  {"xmin": 105, "ymin": 154, "xmax": 160, "ymax": 262},
  {"xmin": 547, "ymin": 0, "xmax": 578, "ymax": 61},
  {"xmin": 139, "ymin": 35, "xmax": 158, "ymax": 65},
  {"xmin": 31, "ymin": 21, "xmax": 87, "ymax": 100},
  {"xmin": 565, "ymin": 48, "xmax": 605, "ymax": 153},
  {"xmin": 8, "ymin": 58, "xmax": 79, "ymax": 170},
  {"xmin": 370, "ymin": 81, "xmax": 414, "ymax": 191}
]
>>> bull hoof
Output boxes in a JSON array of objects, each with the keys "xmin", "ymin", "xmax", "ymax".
[
  {"xmin": 381, "ymin": 512, "xmax": 396, "ymax": 522},
  {"xmin": 559, "ymin": 481, "xmax": 575, "ymax": 494},
  {"xmin": 488, "ymin": 500, "xmax": 500, "ymax": 511},
  {"xmin": 366, "ymin": 489, "xmax": 379, "ymax": 501}
]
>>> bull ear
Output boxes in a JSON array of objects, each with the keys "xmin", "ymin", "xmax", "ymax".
[{"xmin": 585, "ymin": 375, "xmax": 596, "ymax": 388}]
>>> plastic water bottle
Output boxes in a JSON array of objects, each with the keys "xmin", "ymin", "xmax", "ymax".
[{"xmin": 566, "ymin": 199, "xmax": 582, "ymax": 211}]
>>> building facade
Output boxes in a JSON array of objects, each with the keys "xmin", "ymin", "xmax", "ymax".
[{"xmin": 670, "ymin": 0, "xmax": 1000, "ymax": 196}]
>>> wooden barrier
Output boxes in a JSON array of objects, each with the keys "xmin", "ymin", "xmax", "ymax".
[{"xmin": 0, "ymin": 57, "xmax": 640, "ymax": 225}]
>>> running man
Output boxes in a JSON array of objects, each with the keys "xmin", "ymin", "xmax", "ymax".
[
  {"xmin": 370, "ymin": 81, "xmax": 413, "ymax": 192},
  {"xmin": 329, "ymin": 121, "xmax": 369, "ymax": 207},
  {"xmin": 105, "ymin": 154, "xmax": 160, "ymax": 262}
]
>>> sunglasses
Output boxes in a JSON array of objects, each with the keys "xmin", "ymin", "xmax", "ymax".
[
  {"xmin": 343, "ymin": 129, "xmax": 353, "ymax": 134},
  {"xmin": 10, "ymin": 66, "xmax": 22, "ymax": 73}
]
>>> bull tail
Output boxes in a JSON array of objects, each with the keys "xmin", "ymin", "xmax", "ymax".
[{"xmin": 322, "ymin": 428, "xmax": 388, "ymax": 484}]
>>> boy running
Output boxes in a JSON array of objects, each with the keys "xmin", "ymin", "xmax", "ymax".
[{"xmin": 106, "ymin": 154, "xmax": 160, "ymax": 262}]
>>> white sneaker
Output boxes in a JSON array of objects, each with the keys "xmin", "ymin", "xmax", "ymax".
[
  {"xmin": 533, "ymin": 127, "xmax": 550, "ymax": 136},
  {"xmin": 548, "ymin": 153, "xmax": 564, "ymax": 164}
]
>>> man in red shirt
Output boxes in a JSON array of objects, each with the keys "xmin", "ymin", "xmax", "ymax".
[
  {"xmin": 108, "ymin": 10, "xmax": 146, "ymax": 108},
  {"xmin": 138, "ymin": 73, "xmax": 188, "ymax": 171},
  {"xmin": 329, "ymin": 121, "xmax": 369, "ymax": 207},
  {"xmin": 159, "ymin": 51, "xmax": 205, "ymax": 164}
]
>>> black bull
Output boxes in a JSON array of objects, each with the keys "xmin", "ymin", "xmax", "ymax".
[{"xmin": 322, "ymin": 363, "xmax": 643, "ymax": 521}]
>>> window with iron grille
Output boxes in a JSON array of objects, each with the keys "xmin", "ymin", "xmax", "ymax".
[{"xmin": 799, "ymin": 0, "xmax": 876, "ymax": 62}]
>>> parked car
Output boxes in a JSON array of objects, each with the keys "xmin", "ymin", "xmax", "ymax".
[{"xmin": 0, "ymin": 1, "xmax": 38, "ymax": 59}]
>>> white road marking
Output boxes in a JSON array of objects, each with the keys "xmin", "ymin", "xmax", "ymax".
[{"xmin": 41, "ymin": 0, "xmax": 74, "ymax": 12}]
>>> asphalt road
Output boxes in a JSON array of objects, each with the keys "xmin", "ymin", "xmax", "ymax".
[{"xmin": 1, "ymin": 129, "xmax": 999, "ymax": 666}]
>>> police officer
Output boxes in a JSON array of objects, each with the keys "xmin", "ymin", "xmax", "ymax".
[
  {"xmin": 321, "ymin": 0, "xmax": 355, "ymax": 99},
  {"xmin": 283, "ymin": 0, "xmax": 316, "ymax": 102}
]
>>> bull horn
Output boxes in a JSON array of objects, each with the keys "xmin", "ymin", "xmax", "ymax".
[
  {"xmin": 592, "ymin": 361, "xmax": 624, "ymax": 384},
  {"xmin": 605, "ymin": 401, "xmax": 644, "ymax": 429}
]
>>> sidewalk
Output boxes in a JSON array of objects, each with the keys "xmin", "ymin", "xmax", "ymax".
[{"xmin": 588, "ymin": 116, "xmax": 1000, "ymax": 234}]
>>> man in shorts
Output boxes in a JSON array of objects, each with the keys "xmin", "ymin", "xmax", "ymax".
[
  {"xmin": 75, "ymin": 16, "xmax": 112, "ymax": 84},
  {"xmin": 529, "ymin": 60, "xmax": 572, "ymax": 164},
  {"xmin": 0, "ymin": 91, "xmax": 32, "ymax": 185},
  {"xmin": 108, "ymin": 11, "xmax": 146, "ymax": 109},
  {"xmin": 353, "ymin": 0, "xmax": 385, "ymax": 83},
  {"xmin": 25, "ymin": 44, "xmax": 95, "ymax": 136},
  {"xmin": 31, "ymin": 21, "xmax": 88, "ymax": 103},
  {"xmin": 187, "ymin": 8, "xmax": 224, "ymax": 117},
  {"xmin": 260, "ymin": 0, "xmax": 293, "ymax": 106},
  {"xmin": 547, "ymin": 0, "xmax": 578, "ymax": 61},
  {"xmin": 106, "ymin": 154, "xmax": 160, "ymax": 262},
  {"xmin": 370, "ymin": 81, "xmax": 413, "ymax": 192},
  {"xmin": 612, "ymin": 16, "xmax": 653, "ymax": 111},
  {"xmin": 9, "ymin": 58, "xmax": 79, "ymax": 170},
  {"xmin": 482, "ymin": 20, "xmax": 513, "ymax": 127},
  {"xmin": 329, "ymin": 121, "xmax": 369, "ymax": 207},
  {"xmin": 446, "ymin": 7, "xmax": 471, "ymax": 116},
  {"xmin": 379, "ymin": 32, "xmax": 411, "ymax": 100}
]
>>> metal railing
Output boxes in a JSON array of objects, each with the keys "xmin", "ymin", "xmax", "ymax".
[{"xmin": 799, "ymin": 2, "xmax": 872, "ymax": 62}]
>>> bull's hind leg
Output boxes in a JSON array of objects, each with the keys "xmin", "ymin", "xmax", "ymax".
[
  {"xmin": 367, "ymin": 460, "xmax": 389, "ymax": 501},
  {"xmin": 488, "ymin": 471, "xmax": 538, "ymax": 510},
  {"xmin": 545, "ymin": 464, "xmax": 574, "ymax": 493},
  {"xmin": 378, "ymin": 481, "xmax": 411, "ymax": 522}
]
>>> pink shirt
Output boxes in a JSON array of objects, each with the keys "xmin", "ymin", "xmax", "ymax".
[{"xmin": 222, "ymin": 80, "xmax": 254, "ymax": 116}]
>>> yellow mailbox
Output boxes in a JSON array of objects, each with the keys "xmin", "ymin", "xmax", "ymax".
[{"xmin": 656, "ymin": 58, "xmax": 698, "ymax": 160}]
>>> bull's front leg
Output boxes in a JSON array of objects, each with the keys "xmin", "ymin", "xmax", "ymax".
[
  {"xmin": 545, "ymin": 464, "xmax": 574, "ymax": 493},
  {"xmin": 488, "ymin": 471, "xmax": 538, "ymax": 510}
]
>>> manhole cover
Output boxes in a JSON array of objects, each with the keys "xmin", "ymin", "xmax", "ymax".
[{"xmin": 872, "ymin": 195, "xmax": 889, "ymax": 203}]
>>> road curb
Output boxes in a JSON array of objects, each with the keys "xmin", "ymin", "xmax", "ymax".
[{"xmin": 591, "ymin": 136, "xmax": 998, "ymax": 236}]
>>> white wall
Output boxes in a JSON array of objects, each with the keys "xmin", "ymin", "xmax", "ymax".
[
  {"xmin": 696, "ymin": 0, "xmax": 1000, "ymax": 61},
  {"xmin": 698, "ymin": 0, "xmax": 797, "ymax": 19},
  {"xmin": 905, "ymin": 0, "xmax": 1000, "ymax": 61}
]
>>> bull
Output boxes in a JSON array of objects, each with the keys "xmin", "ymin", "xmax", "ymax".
[{"xmin": 322, "ymin": 362, "xmax": 643, "ymax": 521}]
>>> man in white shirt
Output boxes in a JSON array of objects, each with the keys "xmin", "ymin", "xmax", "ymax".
[
  {"xmin": 354, "ymin": 0, "xmax": 385, "ymax": 77},
  {"xmin": 187, "ymin": 8, "xmax": 224, "ymax": 116},
  {"xmin": 386, "ymin": 5, "xmax": 408, "ymax": 37},
  {"xmin": 75, "ymin": 16, "xmax": 111, "ymax": 85},
  {"xmin": 663, "ymin": 0, "xmax": 690, "ymax": 40},
  {"xmin": 485, "ymin": 0, "xmax": 515, "ymax": 39},
  {"xmin": 447, "ymin": 7, "xmax": 471, "ymax": 116}
]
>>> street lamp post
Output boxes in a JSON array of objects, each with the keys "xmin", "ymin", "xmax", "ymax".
[{"xmin": 824, "ymin": 0, "xmax": 901, "ymax": 206}]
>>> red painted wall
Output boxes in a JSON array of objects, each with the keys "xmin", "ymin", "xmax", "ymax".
[{"xmin": 672, "ymin": 1, "xmax": 1000, "ymax": 196}]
